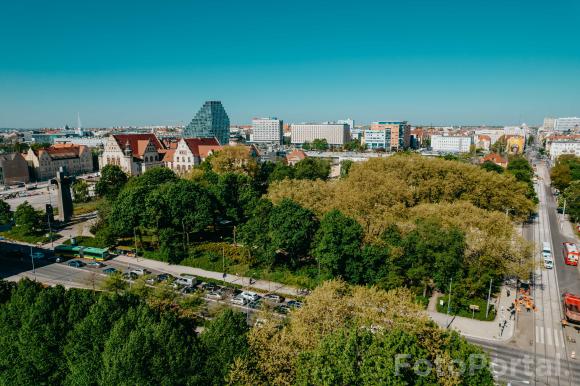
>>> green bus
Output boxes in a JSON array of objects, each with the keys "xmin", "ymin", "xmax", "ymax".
[{"xmin": 54, "ymin": 245, "xmax": 110, "ymax": 261}]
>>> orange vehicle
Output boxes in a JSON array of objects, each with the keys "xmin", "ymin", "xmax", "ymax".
[
  {"xmin": 563, "ymin": 293, "xmax": 580, "ymax": 324},
  {"xmin": 563, "ymin": 242, "xmax": 579, "ymax": 266}
]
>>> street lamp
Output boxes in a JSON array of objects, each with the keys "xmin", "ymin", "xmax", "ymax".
[{"xmin": 29, "ymin": 245, "xmax": 37, "ymax": 281}]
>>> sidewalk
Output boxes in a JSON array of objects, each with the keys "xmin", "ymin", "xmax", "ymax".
[
  {"xmin": 427, "ymin": 286, "xmax": 517, "ymax": 341},
  {"xmin": 112, "ymin": 254, "xmax": 301, "ymax": 297}
]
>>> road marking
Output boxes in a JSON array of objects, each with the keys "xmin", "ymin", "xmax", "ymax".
[
  {"xmin": 537, "ymin": 326, "xmax": 544, "ymax": 344},
  {"xmin": 554, "ymin": 328, "xmax": 560, "ymax": 348}
]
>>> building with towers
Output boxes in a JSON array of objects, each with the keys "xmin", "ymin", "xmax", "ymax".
[{"xmin": 183, "ymin": 101, "xmax": 230, "ymax": 145}]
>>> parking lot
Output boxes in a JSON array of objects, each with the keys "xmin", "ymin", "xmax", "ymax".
[{"xmin": 0, "ymin": 244, "xmax": 302, "ymax": 325}]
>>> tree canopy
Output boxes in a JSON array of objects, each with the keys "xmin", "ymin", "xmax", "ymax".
[{"xmin": 95, "ymin": 165, "xmax": 128, "ymax": 200}]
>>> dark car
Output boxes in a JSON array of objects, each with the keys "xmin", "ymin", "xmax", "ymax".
[
  {"xmin": 123, "ymin": 272, "xmax": 139, "ymax": 280},
  {"xmin": 157, "ymin": 273, "xmax": 174, "ymax": 282},
  {"xmin": 103, "ymin": 267, "xmax": 118, "ymax": 275},
  {"xmin": 181, "ymin": 286, "xmax": 197, "ymax": 294},
  {"xmin": 68, "ymin": 260, "xmax": 85, "ymax": 268},
  {"xmin": 248, "ymin": 299, "xmax": 262, "ymax": 309},
  {"xmin": 287, "ymin": 300, "xmax": 303, "ymax": 309},
  {"xmin": 274, "ymin": 305, "xmax": 290, "ymax": 314}
]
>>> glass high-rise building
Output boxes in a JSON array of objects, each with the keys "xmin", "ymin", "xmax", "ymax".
[{"xmin": 183, "ymin": 101, "xmax": 230, "ymax": 145}]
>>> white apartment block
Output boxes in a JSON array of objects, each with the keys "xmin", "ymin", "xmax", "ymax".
[
  {"xmin": 251, "ymin": 117, "xmax": 283, "ymax": 144},
  {"xmin": 291, "ymin": 123, "xmax": 350, "ymax": 146},
  {"xmin": 474, "ymin": 128, "xmax": 505, "ymax": 145},
  {"xmin": 555, "ymin": 117, "xmax": 580, "ymax": 132},
  {"xmin": 431, "ymin": 135, "xmax": 472, "ymax": 153},
  {"xmin": 550, "ymin": 141, "xmax": 580, "ymax": 161}
]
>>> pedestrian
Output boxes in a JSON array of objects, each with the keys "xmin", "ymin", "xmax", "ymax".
[{"xmin": 507, "ymin": 289, "xmax": 511, "ymax": 297}]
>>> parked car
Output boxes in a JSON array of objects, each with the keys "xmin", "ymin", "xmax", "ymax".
[
  {"xmin": 68, "ymin": 260, "xmax": 85, "ymax": 268},
  {"xmin": 274, "ymin": 305, "xmax": 290, "ymax": 314},
  {"xmin": 240, "ymin": 291, "xmax": 260, "ymax": 302},
  {"xmin": 130, "ymin": 268, "xmax": 151, "ymax": 276},
  {"xmin": 231, "ymin": 296, "xmax": 247, "ymax": 306},
  {"xmin": 287, "ymin": 300, "xmax": 303, "ymax": 309},
  {"xmin": 175, "ymin": 275, "xmax": 197, "ymax": 287},
  {"xmin": 206, "ymin": 291, "xmax": 224, "ymax": 300},
  {"xmin": 103, "ymin": 267, "xmax": 118, "ymax": 275},
  {"xmin": 200, "ymin": 282, "xmax": 217, "ymax": 292},
  {"xmin": 181, "ymin": 286, "xmax": 197, "ymax": 294},
  {"xmin": 123, "ymin": 272, "xmax": 139, "ymax": 280},
  {"xmin": 87, "ymin": 261, "xmax": 105, "ymax": 268},
  {"xmin": 157, "ymin": 273, "xmax": 174, "ymax": 282},
  {"xmin": 248, "ymin": 299, "xmax": 262, "ymax": 309},
  {"xmin": 263, "ymin": 294, "xmax": 284, "ymax": 303}
]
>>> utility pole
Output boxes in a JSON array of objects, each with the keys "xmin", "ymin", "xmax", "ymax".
[
  {"xmin": 446, "ymin": 278, "xmax": 453, "ymax": 328},
  {"xmin": 29, "ymin": 246, "xmax": 37, "ymax": 281},
  {"xmin": 486, "ymin": 278, "xmax": 493, "ymax": 319}
]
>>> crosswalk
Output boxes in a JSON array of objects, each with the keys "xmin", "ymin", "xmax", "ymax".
[{"xmin": 536, "ymin": 325, "xmax": 566, "ymax": 348}]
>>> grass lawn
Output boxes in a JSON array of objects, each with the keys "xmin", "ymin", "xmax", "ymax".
[
  {"xmin": 436, "ymin": 295, "xmax": 496, "ymax": 321},
  {"xmin": 0, "ymin": 229, "xmax": 61, "ymax": 245},
  {"xmin": 73, "ymin": 199, "xmax": 103, "ymax": 216}
]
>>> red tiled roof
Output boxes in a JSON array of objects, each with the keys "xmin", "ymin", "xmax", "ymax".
[
  {"xmin": 35, "ymin": 144, "xmax": 88, "ymax": 160},
  {"xmin": 112, "ymin": 134, "xmax": 165, "ymax": 158},
  {"xmin": 287, "ymin": 149, "xmax": 307, "ymax": 160},
  {"xmin": 183, "ymin": 138, "xmax": 221, "ymax": 157},
  {"xmin": 162, "ymin": 149, "xmax": 175, "ymax": 163},
  {"xmin": 477, "ymin": 135, "xmax": 491, "ymax": 141},
  {"xmin": 482, "ymin": 153, "xmax": 507, "ymax": 164}
]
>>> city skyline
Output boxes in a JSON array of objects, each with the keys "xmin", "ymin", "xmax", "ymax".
[{"xmin": 1, "ymin": 0, "xmax": 579, "ymax": 127}]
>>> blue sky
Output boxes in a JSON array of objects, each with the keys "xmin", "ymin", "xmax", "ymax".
[{"xmin": 1, "ymin": 0, "xmax": 579, "ymax": 127}]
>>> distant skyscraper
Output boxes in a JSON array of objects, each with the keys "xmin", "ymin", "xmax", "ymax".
[
  {"xmin": 183, "ymin": 101, "xmax": 230, "ymax": 145},
  {"xmin": 543, "ymin": 117, "xmax": 556, "ymax": 130},
  {"xmin": 252, "ymin": 117, "xmax": 283, "ymax": 144}
]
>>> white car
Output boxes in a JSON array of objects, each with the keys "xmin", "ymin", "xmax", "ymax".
[
  {"xmin": 130, "ymin": 268, "xmax": 151, "ymax": 276},
  {"xmin": 231, "ymin": 296, "xmax": 247, "ymax": 306},
  {"xmin": 240, "ymin": 291, "xmax": 260, "ymax": 302},
  {"xmin": 206, "ymin": 291, "xmax": 224, "ymax": 300}
]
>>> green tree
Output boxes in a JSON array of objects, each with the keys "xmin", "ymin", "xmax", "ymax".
[
  {"xmin": 551, "ymin": 155, "xmax": 580, "ymax": 191},
  {"xmin": 340, "ymin": 160, "xmax": 354, "ymax": 177},
  {"xmin": 268, "ymin": 162, "xmax": 295, "ymax": 182},
  {"xmin": 294, "ymin": 158, "xmax": 331, "ymax": 180},
  {"xmin": 311, "ymin": 138, "xmax": 329, "ymax": 151},
  {"xmin": 563, "ymin": 180, "xmax": 580, "ymax": 223},
  {"xmin": 312, "ymin": 210, "xmax": 363, "ymax": 277},
  {"xmin": 480, "ymin": 160, "xmax": 504, "ymax": 174},
  {"xmin": 238, "ymin": 199, "xmax": 275, "ymax": 266},
  {"xmin": 128, "ymin": 166, "xmax": 177, "ymax": 189},
  {"xmin": 13, "ymin": 201, "xmax": 46, "ymax": 235},
  {"xmin": 0, "ymin": 199, "xmax": 11, "ymax": 225},
  {"xmin": 95, "ymin": 165, "xmax": 128, "ymax": 199},
  {"xmin": 268, "ymin": 199, "xmax": 318, "ymax": 266},
  {"xmin": 72, "ymin": 179, "xmax": 90, "ymax": 203},
  {"xmin": 201, "ymin": 309, "xmax": 249, "ymax": 385}
]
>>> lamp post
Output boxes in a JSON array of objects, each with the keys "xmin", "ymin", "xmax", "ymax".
[{"xmin": 29, "ymin": 245, "xmax": 37, "ymax": 281}]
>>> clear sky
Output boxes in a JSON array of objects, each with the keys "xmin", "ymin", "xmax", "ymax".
[{"xmin": 1, "ymin": 0, "xmax": 579, "ymax": 128}]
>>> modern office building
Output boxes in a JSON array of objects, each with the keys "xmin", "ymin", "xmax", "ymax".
[
  {"xmin": 336, "ymin": 118, "xmax": 355, "ymax": 130},
  {"xmin": 363, "ymin": 121, "xmax": 410, "ymax": 151},
  {"xmin": 290, "ymin": 123, "xmax": 350, "ymax": 147},
  {"xmin": 431, "ymin": 135, "xmax": 472, "ymax": 153},
  {"xmin": 555, "ymin": 117, "xmax": 580, "ymax": 132},
  {"xmin": 251, "ymin": 117, "xmax": 283, "ymax": 144},
  {"xmin": 183, "ymin": 101, "xmax": 230, "ymax": 145}
]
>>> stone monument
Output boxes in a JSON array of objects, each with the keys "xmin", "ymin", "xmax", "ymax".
[{"xmin": 51, "ymin": 167, "xmax": 75, "ymax": 222}]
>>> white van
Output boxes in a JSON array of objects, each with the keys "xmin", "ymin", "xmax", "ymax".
[
  {"xmin": 542, "ymin": 242, "xmax": 551, "ymax": 257},
  {"xmin": 542, "ymin": 241, "xmax": 553, "ymax": 269},
  {"xmin": 175, "ymin": 275, "xmax": 197, "ymax": 287}
]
